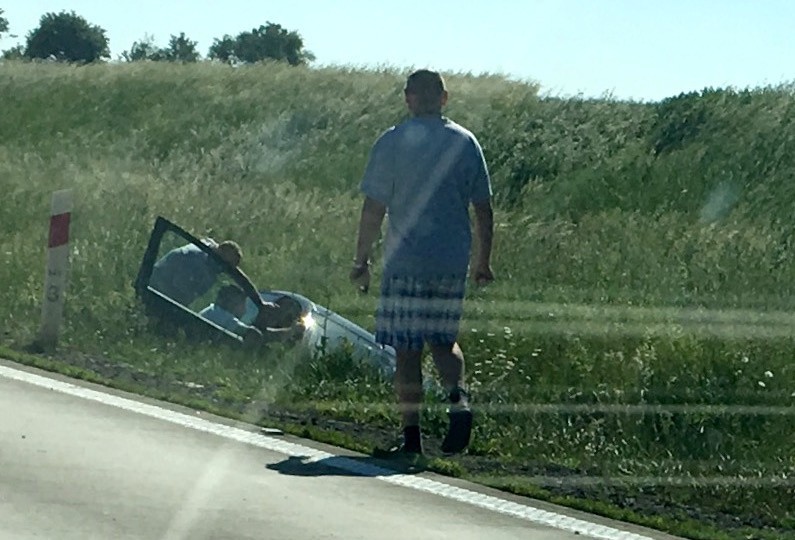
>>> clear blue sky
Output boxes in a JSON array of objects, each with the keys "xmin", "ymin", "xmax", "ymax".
[{"xmin": 2, "ymin": 0, "xmax": 793, "ymax": 102}]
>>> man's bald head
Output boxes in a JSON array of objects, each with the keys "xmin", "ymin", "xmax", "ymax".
[{"xmin": 404, "ymin": 69, "xmax": 448, "ymax": 116}]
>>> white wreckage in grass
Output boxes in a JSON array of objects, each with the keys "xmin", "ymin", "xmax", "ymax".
[{"xmin": 133, "ymin": 216, "xmax": 396, "ymax": 379}]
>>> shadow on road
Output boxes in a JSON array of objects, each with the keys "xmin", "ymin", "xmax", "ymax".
[{"xmin": 266, "ymin": 455, "xmax": 424, "ymax": 477}]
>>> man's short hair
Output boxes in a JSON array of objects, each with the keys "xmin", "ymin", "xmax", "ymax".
[
  {"xmin": 405, "ymin": 69, "xmax": 447, "ymax": 98},
  {"xmin": 216, "ymin": 240, "xmax": 242, "ymax": 266}
]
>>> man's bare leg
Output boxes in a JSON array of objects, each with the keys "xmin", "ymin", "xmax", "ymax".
[
  {"xmin": 429, "ymin": 342, "xmax": 465, "ymax": 395},
  {"xmin": 430, "ymin": 341, "xmax": 472, "ymax": 454},
  {"xmin": 394, "ymin": 348, "xmax": 424, "ymax": 453}
]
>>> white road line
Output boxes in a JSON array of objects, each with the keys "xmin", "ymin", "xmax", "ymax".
[{"xmin": 0, "ymin": 364, "xmax": 656, "ymax": 540}]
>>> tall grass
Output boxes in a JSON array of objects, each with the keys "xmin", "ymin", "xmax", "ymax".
[{"xmin": 1, "ymin": 61, "xmax": 794, "ymax": 536}]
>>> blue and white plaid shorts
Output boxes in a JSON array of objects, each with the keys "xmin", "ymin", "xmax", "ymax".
[{"xmin": 375, "ymin": 275, "xmax": 467, "ymax": 351}]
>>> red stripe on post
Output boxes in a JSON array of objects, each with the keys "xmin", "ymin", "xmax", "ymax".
[{"xmin": 48, "ymin": 213, "xmax": 71, "ymax": 248}]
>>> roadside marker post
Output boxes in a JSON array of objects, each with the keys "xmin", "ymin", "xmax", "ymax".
[{"xmin": 37, "ymin": 189, "xmax": 73, "ymax": 350}]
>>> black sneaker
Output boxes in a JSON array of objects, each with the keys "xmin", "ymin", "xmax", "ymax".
[{"xmin": 441, "ymin": 388, "xmax": 473, "ymax": 455}]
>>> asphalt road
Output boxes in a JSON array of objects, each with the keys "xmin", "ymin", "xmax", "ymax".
[{"xmin": 0, "ymin": 363, "xmax": 677, "ymax": 540}]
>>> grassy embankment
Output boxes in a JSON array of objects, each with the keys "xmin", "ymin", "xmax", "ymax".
[{"xmin": 1, "ymin": 61, "xmax": 794, "ymax": 539}]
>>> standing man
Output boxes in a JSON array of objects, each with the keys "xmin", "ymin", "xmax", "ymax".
[{"xmin": 350, "ymin": 69, "xmax": 494, "ymax": 457}]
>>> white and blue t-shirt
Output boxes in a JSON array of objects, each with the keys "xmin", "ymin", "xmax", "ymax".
[{"xmin": 360, "ymin": 116, "xmax": 492, "ymax": 279}]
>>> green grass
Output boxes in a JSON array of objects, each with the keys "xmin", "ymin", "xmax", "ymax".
[{"xmin": 1, "ymin": 60, "xmax": 794, "ymax": 539}]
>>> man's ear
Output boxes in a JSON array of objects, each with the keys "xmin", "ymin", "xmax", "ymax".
[
  {"xmin": 405, "ymin": 90, "xmax": 416, "ymax": 112},
  {"xmin": 441, "ymin": 90, "xmax": 449, "ymax": 107}
]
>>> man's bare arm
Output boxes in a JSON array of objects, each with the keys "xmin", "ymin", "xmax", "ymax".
[
  {"xmin": 354, "ymin": 196, "xmax": 387, "ymax": 265},
  {"xmin": 236, "ymin": 267, "xmax": 278, "ymax": 308},
  {"xmin": 350, "ymin": 197, "xmax": 386, "ymax": 293},
  {"xmin": 472, "ymin": 200, "xmax": 494, "ymax": 283}
]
